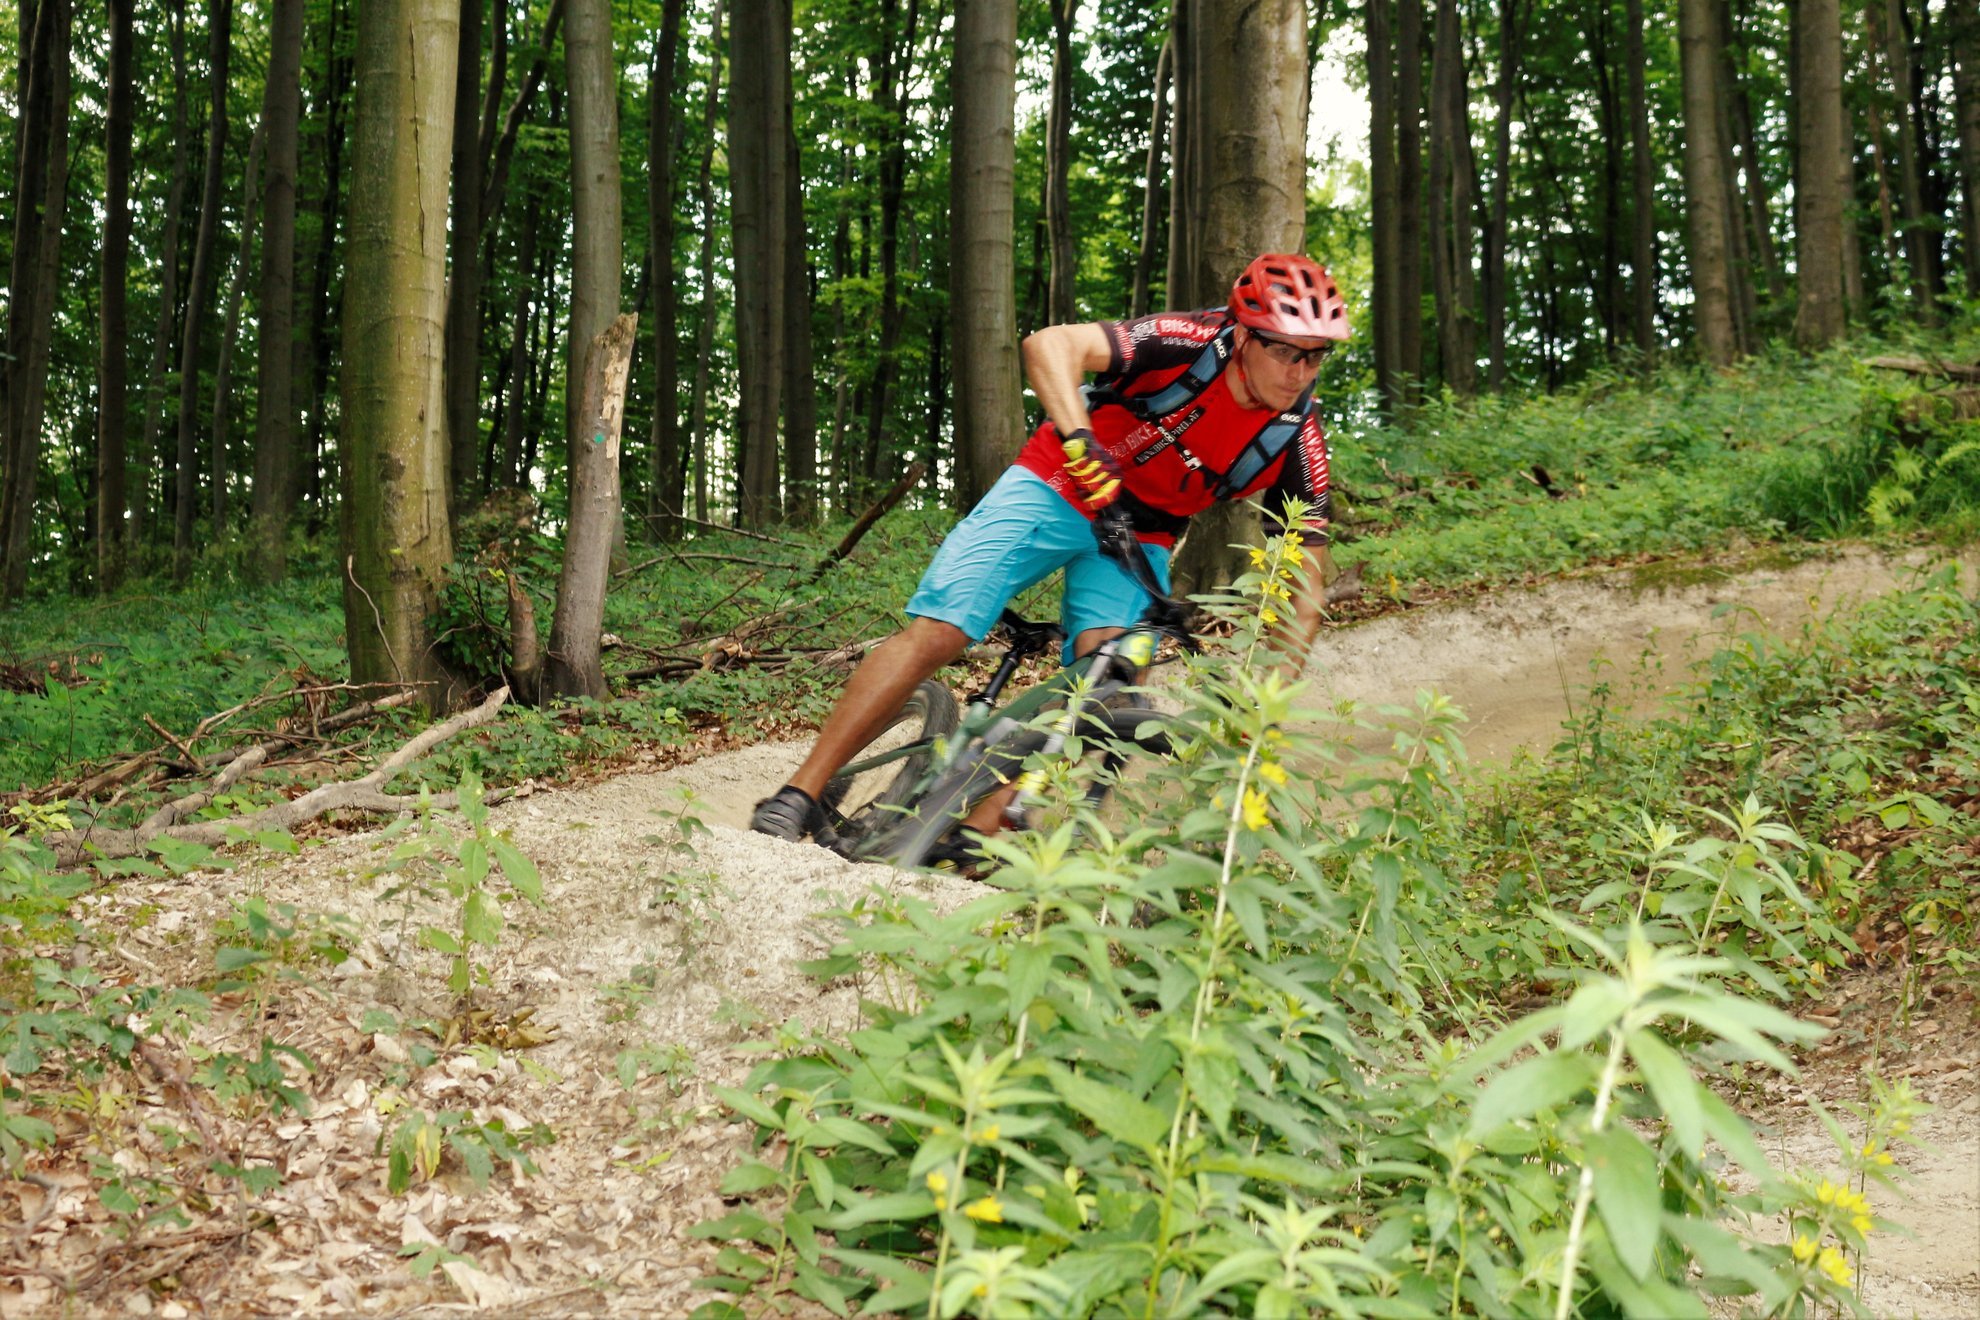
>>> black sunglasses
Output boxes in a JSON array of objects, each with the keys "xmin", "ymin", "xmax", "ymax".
[{"xmin": 1246, "ymin": 330, "xmax": 1333, "ymax": 369}]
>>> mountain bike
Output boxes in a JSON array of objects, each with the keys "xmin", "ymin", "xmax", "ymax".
[{"xmin": 816, "ymin": 504, "xmax": 1199, "ymax": 869}]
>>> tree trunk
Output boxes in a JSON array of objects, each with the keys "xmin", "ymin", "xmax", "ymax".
[
  {"xmin": 210, "ymin": 122, "xmax": 268, "ymax": 533},
  {"xmin": 444, "ymin": 0, "xmax": 488, "ymax": 509},
  {"xmin": 565, "ymin": 0, "xmax": 623, "ymax": 465},
  {"xmin": 1588, "ymin": 0, "xmax": 1624, "ymax": 351},
  {"xmin": 1710, "ymin": 0, "xmax": 1760, "ymax": 348},
  {"xmin": 1368, "ymin": 0, "xmax": 1402, "ymax": 405},
  {"xmin": 0, "ymin": 0, "xmax": 70, "ymax": 601},
  {"xmin": 729, "ymin": 0, "xmax": 787, "ymax": 527},
  {"xmin": 340, "ymin": 0, "xmax": 461, "ymax": 707},
  {"xmin": 1721, "ymin": 0, "xmax": 1780, "ymax": 303},
  {"xmin": 1131, "ymin": 34, "xmax": 1171, "ymax": 318},
  {"xmin": 1483, "ymin": 0, "xmax": 1517, "ymax": 387},
  {"xmin": 301, "ymin": 0, "xmax": 353, "ymax": 523},
  {"xmin": 1428, "ymin": 0, "xmax": 1475, "ymax": 395},
  {"xmin": 781, "ymin": 65, "xmax": 818, "ymax": 524},
  {"xmin": 861, "ymin": 0, "xmax": 923, "ymax": 490},
  {"xmin": 1875, "ymin": 0, "xmax": 1940, "ymax": 317},
  {"xmin": 1794, "ymin": 0, "xmax": 1847, "ymax": 347},
  {"xmin": 1624, "ymin": 0, "xmax": 1656, "ymax": 357},
  {"xmin": 1394, "ymin": 0, "xmax": 1426, "ymax": 406},
  {"xmin": 174, "ymin": 0, "xmax": 233, "ymax": 577},
  {"xmin": 498, "ymin": 197, "xmax": 540, "ymax": 488},
  {"xmin": 251, "ymin": 0, "xmax": 306, "ymax": 580},
  {"xmin": 1676, "ymin": 0, "xmax": 1741, "ymax": 366},
  {"xmin": 1955, "ymin": 3, "xmax": 1980, "ymax": 296},
  {"xmin": 545, "ymin": 315, "xmax": 636, "ymax": 700},
  {"xmin": 949, "ymin": 0, "xmax": 1023, "ymax": 509},
  {"xmin": 645, "ymin": 0, "xmax": 687, "ymax": 536},
  {"xmin": 1165, "ymin": 0, "xmax": 1199, "ymax": 312},
  {"xmin": 687, "ymin": 0, "xmax": 726, "ymax": 523},
  {"xmin": 132, "ymin": 0, "xmax": 192, "ymax": 555},
  {"xmin": 1044, "ymin": 0, "xmax": 1079, "ymax": 326},
  {"xmin": 96, "ymin": 0, "xmax": 135, "ymax": 591},
  {"xmin": 1167, "ymin": 0, "xmax": 1307, "ymax": 598}
]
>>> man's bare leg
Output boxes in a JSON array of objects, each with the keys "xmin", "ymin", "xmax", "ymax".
[{"xmin": 786, "ymin": 616, "xmax": 970, "ymax": 800}]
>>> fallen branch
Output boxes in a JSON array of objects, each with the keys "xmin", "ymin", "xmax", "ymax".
[
  {"xmin": 806, "ymin": 461, "xmax": 928, "ymax": 583},
  {"xmin": 1864, "ymin": 355, "xmax": 1980, "ymax": 382},
  {"xmin": 615, "ymin": 549, "xmax": 800, "ymax": 578},
  {"xmin": 51, "ymin": 688, "xmax": 514, "ymax": 864}
]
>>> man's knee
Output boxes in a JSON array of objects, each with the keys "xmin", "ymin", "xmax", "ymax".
[{"xmin": 898, "ymin": 615, "xmax": 971, "ymax": 666}]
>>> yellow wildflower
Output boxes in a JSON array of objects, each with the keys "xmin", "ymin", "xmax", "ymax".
[
  {"xmin": 1242, "ymin": 787, "xmax": 1271, "ymax": 832},
  {"xmin": 1891, "ymin": 1120, "xmax": 1910, "ymax": 1135},
  {"xmin": 1260, "ymin": 607, "xmax": 1279, "ymax": 626},
  {"xmin": 1283, "ymin": 530, "xmax": 1304, "ymax": 546},
  {"xmin": 1860, "ymin": 1141, "xmax": 1878, "ymax": 1158},
  {"xmin": 976, "ymin": 1124, "xmax": 1000, "ymax": 1144},
  {"xmin": 1875, "ymin": 1152, "xmax": 1893, "ymax": 1166},
  {"xmin": 1249, "ymin": 548, "xmax": 1268, "ymax": 569},
  {"xmin": 927, "ymin": 1169, "xmax": 950, "ymax": 1207},
  {"xmin": 1815, "ymin": 1179, "xmax": 1838, "ymax": 1205},
  {"xmin": 1816, "ymin": 1246, "xmax": 1853, "ymax": 1288},
  {"xmin": 963, "ymin": 1195, "xmax": 1004, "ymax": 1223},
  {"xmin": 973, "ymin": 1284, "xmax": 989, "ymax": 1299},
  {"xmin": 1791, "ymin": 1235, "xmax": 1817, "ymax": 1263},
  {"xmin": 1258, "ymin": 761, "xmax": 1288, "ymax": 787},
  {"xmin": 1283, "ymin": 544, "xmax": 1304, "ymax": 565},
  {"xmin": 1850, "ymin": 1214, "xmax": 1873, "ymax": 1236}
]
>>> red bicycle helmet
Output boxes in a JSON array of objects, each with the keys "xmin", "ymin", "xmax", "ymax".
[{"xmin": 1229, "ymin": 253, "xmax": 1351, "ymax": 341}]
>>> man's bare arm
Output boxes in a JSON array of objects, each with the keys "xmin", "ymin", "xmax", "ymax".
[{"xmin": 1021, "ymin": 323, "xmax": 1115, "ymax": 441}]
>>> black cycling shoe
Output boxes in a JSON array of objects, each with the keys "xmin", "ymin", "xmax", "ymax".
[
  {"xmin": 750, "ymin": 785, "xmax": 822, "ymax": 842},
  {"xmin": 922, "ymin": 828, "xmax": 995, "ymax": 876}
]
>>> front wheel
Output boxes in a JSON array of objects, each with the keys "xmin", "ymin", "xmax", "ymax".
[{"xmin": 818, "ymin": 680, "xmax": 959, "ymax": 848}]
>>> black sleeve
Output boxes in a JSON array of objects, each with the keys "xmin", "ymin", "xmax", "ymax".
[{"xmin": 1098, "ymin": 309, "xmax": 1228, "ymax": 380}]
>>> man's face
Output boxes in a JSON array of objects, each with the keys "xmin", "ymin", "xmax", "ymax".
[{"xmin": 1238, "ymin": 328, "xmax": 1331, "ymax": 410}]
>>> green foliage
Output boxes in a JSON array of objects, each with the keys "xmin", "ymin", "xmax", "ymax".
[
  {"xmin": 386, "ymin": 1105, "xmax": 554, "ymax": 1195},
  {"xmin": 694, "ymin": 550, "xmax": 1887, "ymax": 1318},
  {"xmin": 369, "ymin": 775, "xmax": 544, "ymax": 998}
]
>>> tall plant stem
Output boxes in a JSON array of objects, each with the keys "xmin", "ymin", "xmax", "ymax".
[{"xmin": 1554, "ymin": 1025, "xmax": 1628, "ymax": 1320}]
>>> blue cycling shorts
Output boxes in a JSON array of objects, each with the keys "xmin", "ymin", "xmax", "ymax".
[{"xmin": 906, "ymin": 467, "xmax": 1173, "ymax": 661}]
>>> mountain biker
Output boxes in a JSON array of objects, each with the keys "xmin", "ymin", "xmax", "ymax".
[{"xmin": 751, "ymin": 252, "xmax": 1351, "ymax": 843}]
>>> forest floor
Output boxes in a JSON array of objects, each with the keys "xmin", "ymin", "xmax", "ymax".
[{"xmin": 4, "ymin": 539, "xmax": 1977, "ymax": 1318}]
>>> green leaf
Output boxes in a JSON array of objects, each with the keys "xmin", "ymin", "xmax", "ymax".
[
  {"xmin": 1005, "ymin": 943, "xmax": 1051, "ymax": 1026},
  {"xmin": 817, "ymin": 1190, "xmax": 938, "ymax": 1229},
  {"xmin": 809, "ymin": 1115, "xmax": 894, "ymax": 1155},
  {"xmin": 712, "ymin": 1085, "xmax": 782, "ymax": 1131},
  {"xmin": 1585, "ymin": 1125, "xmax": 1661, "ymax": 1280},
  {"xmin": 448, "ymin": 1130, "xmax": 495, "ymax": 1187},
  {"xmin": 490, "ymin": 837, "xmax": 542, "ymax": 903},
  {"xmin": 420, "ymin": 926, "xmax": 461, "ymax": 955},
  {"xmin": 1625, "ymin": 1028, "xmax": 1704, "ymax": 1157},
  {"xmin": 462, "ymin": 890, "xmax": 504, "ymax": 946},
  {"xmin": 1185, "ymin": 1047, "xmax": 1239, "ymax": 1138},
  {"xmin": 1559, "ymin": 978, "xmax": 1631, "ymax": 1050},
  {"xmin": 214, "ymin": 946, "xmax": 269, "ymax": 973},
  {"xmin": 718, "ymin": 1160, "xmax": 783, "ymax": 1196},
  {"xmin": 1047, "ymin": 1065, "xmax": 1170, "ymax": 1152},
  {"xmin": 1467, "ymin": 1050, "xmax": 1595, "ymax": 1138}
]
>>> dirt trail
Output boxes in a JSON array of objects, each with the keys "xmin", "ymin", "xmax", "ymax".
[{"xmin": 6, "ymin": 542, "xmax": 1974, "ymax": 1318}]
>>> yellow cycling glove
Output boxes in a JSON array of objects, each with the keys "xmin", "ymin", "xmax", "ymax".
[{"xmin": 1061, "ymin": 428, "xmax": 1123, "ymax": 511}]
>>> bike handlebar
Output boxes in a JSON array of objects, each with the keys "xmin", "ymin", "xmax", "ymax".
[{"xmin": 1091, "ymin": 504, "xmax": 1199, "ymax": 652}]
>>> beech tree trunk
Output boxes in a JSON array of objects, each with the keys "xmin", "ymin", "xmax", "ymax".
[
  {"xmin": 1794, "ymin": 0, "xmax": 1848, "ymax": 348},
  {"xmin": 96, "ymin": 0, "xmax": 135, "ymax": 590},
  {"xmin": 1394, "ymin": 0, "xmax": 1426, "ymax": 406},
  {"xmin": 1428, "ymin": 0, "xmax": 1476, "ymax": 395},
  {"xmin": 1625, "ymin": 0, "xmax": 1656, "ymax": 357},
  {"xmin": 444, "ymin": 0, "xmax": 488, "ymax": 507},
  {"xmin": 546, "ymin": 315, "xmax": 637, "ymax": 700},
  {"xmin": 1165, "ymin": 0, "xmax": 1200, "ymax": 312},
  {"xmin": 1044, "ymin": 0, "xmax": 1079, "ymax": 326},
  {"xmin": 210, "ymin": 122, "xmax": 268, "ymax": 531},
  {"xmin": 1484, "ymin": 0, "xmax": 1518, "ymax": 386},
  {"xmin": 781, "ymin": 67, "xmax": 818, "ymax": 523},
  {"xmin": 174, "ymin": 0, "xmax": 234, "ymax": 576},
  {"xmin": 498, "ymin": 198, "xmax": 541, "ymax": 488},
  {"xmin": 340, "ymin": 0, "xmax": 461, "ymax": 707},
  {"xmin": 1876, "ymin": 0, "xmax": 1940, "ymax": 317},
  {"xmin": 251, "ymin": 0, "xmax": 306, "ymax": 580},
  {"xmin": 1131, "ymin": 35, "xmax": 1171, "ymax": 318},
  {"xmin": 686, "ymin": 0, "xmax": 726, "ymax": 523},
  {"xmin": 1368, "ymin": 0, "xmax": 1403, "ymax": 404},
  {"xmin": 0, "ymin": 0, "xmax": 70, "ymax": 601},
  {"xmin": 950, "ymin": 0, "xmax": 1023, "ymax": 509},
  {"xmin": 1166, "ymin": 0, "xmax": 1307, "ymax": 597},
  {"xmin": 1955, "ymin": 4, "xmax": 1980, "ymax": 296},
  {"xmin": 1676, "ymin": 0, "xmax": 1741, "ymax": 365},
  {"xmin": 861, "ymin": 0, "xmax": 922, "ymax": 490},
  {"xmin": 133, "ymin": 0, "xmax": 192, "ymax": 555},
  {"xmin": 645, "ymin": 0, "xmax": 688, "ymax": 536},
  {"xmin": 565, "ymin": 0, "xmax": 623, "ymax": 472},
  {"xmin": 730, "ymin": 0, "xmax": 788, "ymax": 526},
  {"xmin": 300, "ymin": 0, "xmax": 352, "ymax": 521}
]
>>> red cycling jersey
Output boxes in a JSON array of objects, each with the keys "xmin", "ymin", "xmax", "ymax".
[{"xmin": 1014, "ymin": 308, "xmax": 1332, "ymax": 549}]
